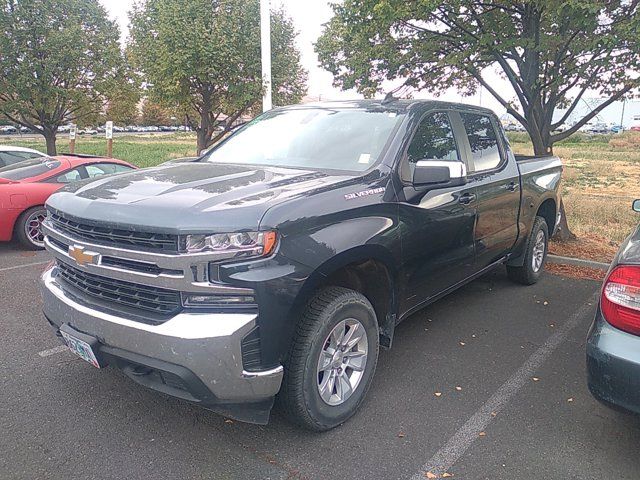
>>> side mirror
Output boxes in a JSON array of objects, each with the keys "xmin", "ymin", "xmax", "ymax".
[
  {"xmin": 413, "ymin": 160, "xmax": 467, "ymax": 187},
  {"xmin": 633, "ymin": 199, "xmax": 640, "ymax": 212}
]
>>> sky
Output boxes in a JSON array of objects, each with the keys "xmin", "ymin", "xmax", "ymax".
[
  {"xmin": 100, "ymin": 0, "xmax": 499, "ymax": 107},
  {"xmin": 100, "ymin": 0, "xmax": 639, "ymax": 126}
]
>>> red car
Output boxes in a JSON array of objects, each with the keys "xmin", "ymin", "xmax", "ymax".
[{"xmin": 0, "ymin": 153, "xmax": 136, "ymax": 249}]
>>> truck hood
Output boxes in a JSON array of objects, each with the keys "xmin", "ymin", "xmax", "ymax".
[{"xmin": 46, "ymin": 162, "xmax": 350, "ymax": 233}]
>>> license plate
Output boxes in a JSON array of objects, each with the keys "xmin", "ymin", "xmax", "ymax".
[{"xmin": 60, "ymin": 330, "xmax": 101, "ymax": 368}]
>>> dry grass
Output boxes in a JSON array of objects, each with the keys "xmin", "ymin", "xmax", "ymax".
[
  {"xmin": 545, "ymin": 263, "xmax": 606, "ymax": 282},
  {"xmin": 562, "ymin": 195, "xmax": 638, "ymax": 243},
  {"xmin": 548, "ymin": 234, "xmax": 618, "ymax": 263}
]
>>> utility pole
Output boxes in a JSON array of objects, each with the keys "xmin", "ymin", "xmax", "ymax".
[
  {"xmin": 260, "ymin": 0, "xmax": 272, "ymax": 112},
  {"xmin": 620, "ymin": 99, "xmax": 627, "ymax": 131}
]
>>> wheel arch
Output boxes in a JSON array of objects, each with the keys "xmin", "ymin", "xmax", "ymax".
[
  {"xmin": 536, "ymin": 197, "xmax": 557, "ymax": 236},
  {"xmin": 294, "ymin": 245, "xmax": 399, "ymax": 349},
  {"xmin": 508, "ymin": 195, "xmax": 556, "ymax": 267},
  {"xmin": 13, "ymin": 204, "xmax": 47, "ymax": 246}
]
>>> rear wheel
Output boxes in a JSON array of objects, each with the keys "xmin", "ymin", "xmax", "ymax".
[
  {"xmin": 507, "ymin": 215, "xmax": 548, "ymax": 285},
  {"xmin": 15, "ymin": 206, "xmax": 47, "ymax": 250},
  {"xmin": 278, "ymin": 287, "xmax": 379, "ymax": 431}
]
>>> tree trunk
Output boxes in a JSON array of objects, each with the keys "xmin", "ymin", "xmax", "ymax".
[
  {"xmin": 553, "ymin": 198, "xmax": 576, "ymax": 242},
  {"xmin": 196, "ymin": 126, "xmax": 210, "ymax": 155},
  {"xmin": 196, "ymin": 89, "xmax": 214, "ymax": 155},
  {"xmin": 43, "ymin": 130, "xmax": 57, "ymax": 155}
]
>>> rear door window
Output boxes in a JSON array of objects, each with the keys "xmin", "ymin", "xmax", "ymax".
[{"xmin": 460, "ymin": 113, "xmax": 503, "ymax": 172}]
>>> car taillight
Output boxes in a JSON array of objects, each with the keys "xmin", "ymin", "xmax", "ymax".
[{"xmin": 601, "ymin": 265, "xmax": 640, "ymax": 336}]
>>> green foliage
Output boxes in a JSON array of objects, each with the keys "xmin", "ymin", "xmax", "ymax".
[
  {"xmin": 106, "ymin": 58, "xmax": 142, "ymax": 126},
  {"xmin": 141, "ymin": 99, "xmax": 170, "ymax": 126},
  {"xmin": 106, "ymin": 91, "xmax": 140, "ymax": 126},
  {"xmin": 316, "ymin": 1, "xmax": 640, "ymax": 154},
  {"xmin": 0, "ymin": 0, "xmax": 126, "ymax": 153},
  {"xmin": 129, "ymin": 0, "xmax": 307, "ymax": 152}
]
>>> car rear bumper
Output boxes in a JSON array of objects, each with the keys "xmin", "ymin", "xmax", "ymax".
[
  {"xmin": 40, "ymin": 266, "xmax": 283, "ymax": 424},
  {"xmin": 586, "ymin": 307, "xmax": 640, "ymax": 415}
]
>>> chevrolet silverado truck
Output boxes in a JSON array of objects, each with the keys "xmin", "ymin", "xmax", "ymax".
[{"xmin": 40, "ymin": 100, "xmax": 562, "ymax": 430}]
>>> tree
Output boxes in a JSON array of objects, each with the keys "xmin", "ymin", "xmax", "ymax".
[
  {"xmin": 106, "ymin": 63, "xmax": 141, "ymax": 126},
  {"xmin": 76, "ymin": 111, "xmax": 106, "ymax": 129},
  {"xmin": 107, "ymin": 90, "xmax": 140, "ymax": 126},
  {"xmin": 0, "ymin": 0, "xmax": 125, "ymax": 154},
  {"xmin": 141, "ymin": 99, "xmax": 170, "ymax": 126},
  {"xmin": 129, "ymin": 0, "xmax": 307, "ymax": 153},
  {"xmin": 316, "ymin": 0, "xmax": 640, "ymax": 240}
]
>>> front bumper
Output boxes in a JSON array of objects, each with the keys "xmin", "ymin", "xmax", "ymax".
[
  {"xmin": 41, "ymin": 267, "xmax": 283, "ymax": 423},
  {"xmin": 586, "ymin": 306, "xmax": 640, "ymax": 415}
]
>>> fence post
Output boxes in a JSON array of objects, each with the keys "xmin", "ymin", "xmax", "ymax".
[
  {"xmin": 106, "ymin": 121, "xmax": 113, "ymax": 158},
  {"xmin": 69, "ymin": 125, "xmax": 76, "ymax": 154}
]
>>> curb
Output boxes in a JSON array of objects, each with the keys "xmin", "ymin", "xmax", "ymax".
[{"xmin": 547, "ymin": 254, "xmax": 610, "ymax": 271}]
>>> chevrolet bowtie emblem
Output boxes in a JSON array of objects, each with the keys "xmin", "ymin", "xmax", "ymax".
[{"xmin": 68, "ymin": 245, "xmax": 100, "ymax": 266}]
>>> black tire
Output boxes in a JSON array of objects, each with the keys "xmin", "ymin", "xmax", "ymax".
[
  {"xmin": 15, "ymin": 206, "xmax": 47, "ymax": 250},
  {"xmin": 278, "ymin": 286, "xmax": 379, "ymax": 431},
  {"xmin": 507, "ymin": 215, "xmax": 549, "ymax": 285}
]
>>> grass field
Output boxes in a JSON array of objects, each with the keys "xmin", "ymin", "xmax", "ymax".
[
  {"xmin": 2, "ymin": 130, "xmax": 638, "ymax": 261},
  {"xmin": 0, "ymin": 133, "xmax": 197, "ymax": 168}
]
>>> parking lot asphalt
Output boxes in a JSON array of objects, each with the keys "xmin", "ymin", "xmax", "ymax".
[{"xmin": 1, "ymin": 245, "xmax": 637, "ymax": 480}]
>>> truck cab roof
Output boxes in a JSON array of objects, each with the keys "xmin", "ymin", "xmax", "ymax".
[{"xmin": 280, "ymin": 99, "xmax": 498, "ymax": 116}]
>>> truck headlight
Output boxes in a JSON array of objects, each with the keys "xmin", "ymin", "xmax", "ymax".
[{"xmin": 181, "ymin": 231, "xmax": 277, "ymax": 258}]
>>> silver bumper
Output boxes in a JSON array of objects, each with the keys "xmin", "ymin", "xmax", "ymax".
[{"xmin": 41, "ymin": 267, "xmax": 283, "ymax": 403}]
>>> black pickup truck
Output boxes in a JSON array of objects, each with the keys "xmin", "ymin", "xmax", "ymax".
[{"xmin": 40, "ymin": 100, "xmax": 562, "ymax": 430}]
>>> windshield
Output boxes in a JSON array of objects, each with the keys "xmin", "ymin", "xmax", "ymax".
[
  {"xmin": 0, "ymin": 157, "xmax": 60, "ymax": 181},
  {"xmin": 202, "ymin": 107, "xmax": 404, "ymax": 172}
]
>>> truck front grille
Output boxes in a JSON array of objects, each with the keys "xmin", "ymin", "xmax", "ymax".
[
  {"xmin": 48, "ymin": 213, "xmax": 178, "ymax": 252},
  {"xmin": 56, "ymin": 261, "xmax": 181, "ymax": 317}
]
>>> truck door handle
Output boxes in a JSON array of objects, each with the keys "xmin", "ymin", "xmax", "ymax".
[
  {"xmin": 458, "ymin": 193, "xmax": 476, "ymax": 205},
  {"xmin": 507, "ymin": 182, "xmax": 519, "ymax": 192}
]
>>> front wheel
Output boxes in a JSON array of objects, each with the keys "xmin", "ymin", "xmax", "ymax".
[
  {"xmin": 507, "ymin": 215, "xmax": 549, "ymax": 285},
  {"xmin": 278, "ymin": 287, "xmax": 379, "ymax": 431},
  {"xmin": 15, "ymin": 206, "xmax": 47, "ymax": 250}
]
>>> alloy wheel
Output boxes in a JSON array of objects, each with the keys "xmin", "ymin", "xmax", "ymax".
[
  {"xmin": 316, "ymin": 318, "xmax": 368, "ymax": 406},
  {"xmin": 24, "ymin": 210, "xmax": 47, "ymax": 248},
  {"xmin": 532, "ymin": 229, "xmax": 546, "ymax": 272}
]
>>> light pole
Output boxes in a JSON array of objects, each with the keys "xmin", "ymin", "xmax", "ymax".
[{"xmin": 260, "ymin": 0, "xmax": 272, "ymax": 112}]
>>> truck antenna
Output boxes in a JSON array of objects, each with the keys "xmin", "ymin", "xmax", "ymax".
[{"xmin": 382, "ymin": 91, "xmax": 397, "ymax": 105}]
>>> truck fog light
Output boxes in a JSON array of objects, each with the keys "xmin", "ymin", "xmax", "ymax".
[{"xmin": 182, "ymin": 293, "xmax": 256, "ymax": 307}]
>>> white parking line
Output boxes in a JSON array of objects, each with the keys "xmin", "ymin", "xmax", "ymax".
[
  {"xmin": 38, "ymin": 345, "xmax": 68, "ymax": 357},
  {"xmin": 0, "ymin": 260, "xmax": 50, "ymax": 273},
  {"xmin": 410, "ymin": 292, "xmax": 599, "ymax": 479}
]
